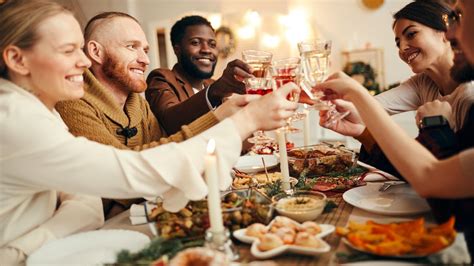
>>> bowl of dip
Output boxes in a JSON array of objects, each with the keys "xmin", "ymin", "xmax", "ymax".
[{"xmin": 272, "ymin": 191, "xmax": 327, "ymax": 222}]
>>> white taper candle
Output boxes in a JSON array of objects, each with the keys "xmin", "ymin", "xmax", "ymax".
[{"xmin": 205, "ymin": 139, "xmax": 224, "ymax": 233}]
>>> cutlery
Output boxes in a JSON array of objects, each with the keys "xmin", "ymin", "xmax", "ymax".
[
  {"xmin": 261, "ymin": 157, "xmax": 271, "ymax": 183},
  {"xmin": 378, "ymin": 181, "xmax": 406, "ymax": 192}
]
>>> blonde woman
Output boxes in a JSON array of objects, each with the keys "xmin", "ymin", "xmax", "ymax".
[{"xmin": 0, "ymin": 0, "xmax": 299, "ymax": 264}]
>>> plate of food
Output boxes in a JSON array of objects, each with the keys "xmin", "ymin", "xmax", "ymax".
[
  {"xmin": 233, "ymin": 216, "xmax": 332, "ymax": 259},
  {"xmin": 286, "ymin": 144, "xmax": 357, "ymax": 177},
  {"xmin": 232, "ymin": 171, "xmax": 298, "ymax": 189},
  {"xmin": 342, "ymin": 183, "xmax": 430, "ymax": 216},
  {"xmin": 234, "ymin": 154, "xmax": 278, "ymax": 173},
  {"xmin": 337, "ymin": 217, "xmax": 456, "ymax": 258},
  {"xmin": 147, "ymin": 189, "xmax": 274, "ymax": 238},
  {"xmin": 233, "ymin": 216, "xmax": 335, "ymax": 244},
  {"xmin": 309, "ymin": 175, "xmax": 366, "ymax": 192}
]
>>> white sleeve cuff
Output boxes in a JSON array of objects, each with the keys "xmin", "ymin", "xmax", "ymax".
[
  {"xmin": 205, "ymin": 85, "xmax": 217, "ymax": 110},
  {"xmin": 8, "ymin": 227, "xmax": 56, "ymax": 255}
]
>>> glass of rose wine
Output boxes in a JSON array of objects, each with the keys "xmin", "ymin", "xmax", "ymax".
[
  {"xmin": 298, "ymin": 39, "xmax": 350, "ymax": 126},
  {"xmin": 270, "ymin": 57, "xmax": 302, "ymax": 133},
  {"xmin": 242, "ymin": 50, "xmax": 273, "ymax": 78},
  {"xmin": 244, "ymin": 77, "xmax": 275, "ymax": 144}
]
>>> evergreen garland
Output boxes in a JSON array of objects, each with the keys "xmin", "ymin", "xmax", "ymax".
[{"xmin": 343, "ymin": 61, "xmax": 380, "ymax": 94}]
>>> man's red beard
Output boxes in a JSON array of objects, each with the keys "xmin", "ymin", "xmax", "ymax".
[{"xmin": 102, "ymin": 52, "xmax": 146, "ymax": 93}]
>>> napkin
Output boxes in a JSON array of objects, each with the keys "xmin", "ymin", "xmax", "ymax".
[
  {"xmin": 129, "ymin": 202, "xmax": 156, "ymax": 225},
  {"xmin": 359, "ymin": 170, "xmax": 399, "ymax": 182},
  {"xmin": 357, "ymin": 161, "xmax": 399, "ymax": 182}
]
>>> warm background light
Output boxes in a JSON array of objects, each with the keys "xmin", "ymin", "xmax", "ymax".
[
  {"xmin": 208, "ymin": 14, "xmax": 222, "ymax": 29},
  {"xmin": 237, "ymin": 25, "xmax": 255, "ymax": 39},
  {"xmin": 261, "ymin": 33, "xmax": 281, "ymax": 49},
  {"xmin": 243, "ymin": 10, "xmax": 262, "ymax": 27},
  {"xmin": 279, "ymin": 8, "xmax": 312, "ymax": 44}
]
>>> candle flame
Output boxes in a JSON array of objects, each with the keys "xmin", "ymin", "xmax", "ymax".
[{"xmin": 207, "ymin": 139, "xmax": 216, "ymax": 154}]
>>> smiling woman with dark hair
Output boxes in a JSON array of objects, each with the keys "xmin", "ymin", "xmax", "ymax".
[{"xmin": 372, "ymin": 0, "xmax": 468, "ymax": 128}]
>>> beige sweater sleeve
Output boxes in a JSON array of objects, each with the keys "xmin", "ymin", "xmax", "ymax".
[
  {"xmin": 57, "ymin": 100, "xmax": 218, "ymax": 151},
  {"xmin": 143, "ymin": 101, "xmax": 219, "ymax": 149}
]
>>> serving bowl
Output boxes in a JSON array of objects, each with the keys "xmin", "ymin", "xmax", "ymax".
[{"xmin": 272, "ymin": 191, "xmax": 327, "ymax": 222}]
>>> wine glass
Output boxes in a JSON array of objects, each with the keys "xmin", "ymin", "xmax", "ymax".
[
  {"xmin": 242, "ymin": 50, "xmax": 272, "ymax": 78},
  {"xmin": 243, "ymin": 77, "xmax": 275, "ymax": 144},
  {"xmin": 269, "ymin": 57, "xmax": 303, "ymax": 133},
  {"xmin": 298, "ymin": 39, "xmax": 350, "ymax": 126},
  {"xmin": 271, "ymin": 57, "xmax": 307, "ymax": 122}
]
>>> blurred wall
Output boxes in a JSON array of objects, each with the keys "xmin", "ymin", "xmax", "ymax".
[{"xmin": 73, "ymin": 0, "xmax": 414, "ymax": 87}]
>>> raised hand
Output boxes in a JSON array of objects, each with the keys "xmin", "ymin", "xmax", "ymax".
[
  {"xmin": 208, "ymin": 59, "xmax": 253, "ymax": 105},
  {"xmin": 313, "ymin": 71, "xmax": 367, "ymax": 101},
  {"xmin": 213, "ymin": 93, "xmax": 259, "ymax": 121},
  {"xmin": 230, "ymin": 82, "xmax": 300, "ymax": 140},
  {"xmin": 319, "ymin": 99, "xmax": 366, "ymax": 137}
]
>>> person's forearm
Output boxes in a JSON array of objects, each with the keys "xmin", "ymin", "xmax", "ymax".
[
  {"xmin": 41, "ymin": 194, "xmax": 104, "ymax": 238},
  {"xmin": 7, "ymin": 194, "xmax": 104, "ymax": 256},
  {"xmin": 230, "ymin": 108, "xmax": 256, "ymax": 141},
  {"xmin": 347, "ymin": 90, "xmax": 464, "ymax": 198}
]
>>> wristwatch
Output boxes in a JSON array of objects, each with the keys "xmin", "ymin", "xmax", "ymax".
[{"xmin": 419, "ymin": 115, "xmax": 449, "ymax": 129}]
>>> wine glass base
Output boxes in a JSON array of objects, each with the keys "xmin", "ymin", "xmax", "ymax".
[
  {"xmin": 322, "ymin": 110, "xmax": 350, "ymax": 127},
  {"xmin": 247, "ymin": 136, "xmax": 274, "ymax": 144},
  {"xmin": 290, "ymin": 111, "xmax": 307, "ymax": 121},
  {"xmin": 281, "ymin": 126, "xmax": 301, "ymax": 134}
]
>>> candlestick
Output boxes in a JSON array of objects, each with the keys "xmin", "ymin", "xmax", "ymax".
[
  {"xmin": 277, "ymin": 130, "xmax": 291, "ymax": 191},
  {"xmin": 303, "ymin": 106, "xmax": 310, "ymax": 147},
  {"xmin": 205, "ymin": 139, "xmax": 224, "ymax": 233}
]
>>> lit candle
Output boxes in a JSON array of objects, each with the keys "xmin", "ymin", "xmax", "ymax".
[
  {"xmin": 303, "ymin": 105, "xmax": 310, "ymax": 147},
  {"xmin": 277, "ymin": 130, "xmax": 291, "ymax": 191},
  {"xmin": 205, "ymin": 139, "xmax": 224, "ymax": 233}
]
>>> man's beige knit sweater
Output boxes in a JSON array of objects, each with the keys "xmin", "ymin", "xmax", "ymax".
[{"xmin": 56, "ymin": 70, "xmax": 219, "ymax": 217}]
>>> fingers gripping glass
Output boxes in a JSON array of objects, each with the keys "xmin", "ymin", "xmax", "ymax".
[
  {"xmin": 269, "ymin": 57, "xmax": 303, "ymax": 134},
  {"xmin": 244, "ymin": 77, "xmax": 275, "ymax": 144},
  {"xmin": 297, "ymin": 39, "xmax": 349, "ymax": 127},
  {"xmin": 242, "ymin": 50, "xmax": 273, "ymax": 78}
]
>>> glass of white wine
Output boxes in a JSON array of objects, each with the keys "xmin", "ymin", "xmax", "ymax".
[
  {"xmin": 298, "ymin": 39, "xmax": 349, "ymax": 126},
  {"xmin": 242, "ymin": 50, "xmax": 272, "ymax": 78}
]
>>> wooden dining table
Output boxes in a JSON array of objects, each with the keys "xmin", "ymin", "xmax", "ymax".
[{"xmin": 101, "ymin": 183, "xmax": 471, "ymax": 265}]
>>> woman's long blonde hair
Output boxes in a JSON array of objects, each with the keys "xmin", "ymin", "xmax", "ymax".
[{"xmin": 0, "ymin": 0, "xmax": 71, "ymax": 78}]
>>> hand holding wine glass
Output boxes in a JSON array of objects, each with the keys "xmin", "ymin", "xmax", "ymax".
[
  {"xmin": 243, "ymin": 81, "xmax": 300, "ymax": 131},
  {"xmin": 242, "ymin": 50, "xmax": 272, "ymax": 78},
  {"xmin": 298, "ymin": 39, "xmax": 350, "ymax": 127},
  {"xmin": 269, "ymin": 57, "xmax": 304, "ymax": 133},
  {"xmin": 319, "ymin": 99, "xmax": 366, "ymax": 137},
  {"xmin": 312, "ymin": 71, "xmax": 368, "ymax": 100},
  {"xmin": 243, "ymin": 77, "xmax": 276, "ymax": 144}
]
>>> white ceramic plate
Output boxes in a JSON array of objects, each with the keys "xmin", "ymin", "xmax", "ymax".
[
  {"xmin": 27, "ymin": 230, "xmax": 150, "ymax": 265},
  {"xmin": 250, "ymin": 237, "xmax": 331, "ymax": 259},
  {"xmin": 343, "ymin": 183, "xmax": 430, "ymax": 216},
  {"xmin": 234, "ymin": 155, "xmax": 278, "ymax": 173},
  {"xmin": 234, "ymin": 223, "xmax": 335, "ymax": 244}
]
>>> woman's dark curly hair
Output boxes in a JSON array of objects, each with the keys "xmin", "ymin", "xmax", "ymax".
[{"xmin": 393, "ymin": 0, "xmax": 453, "ymax": 32}]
